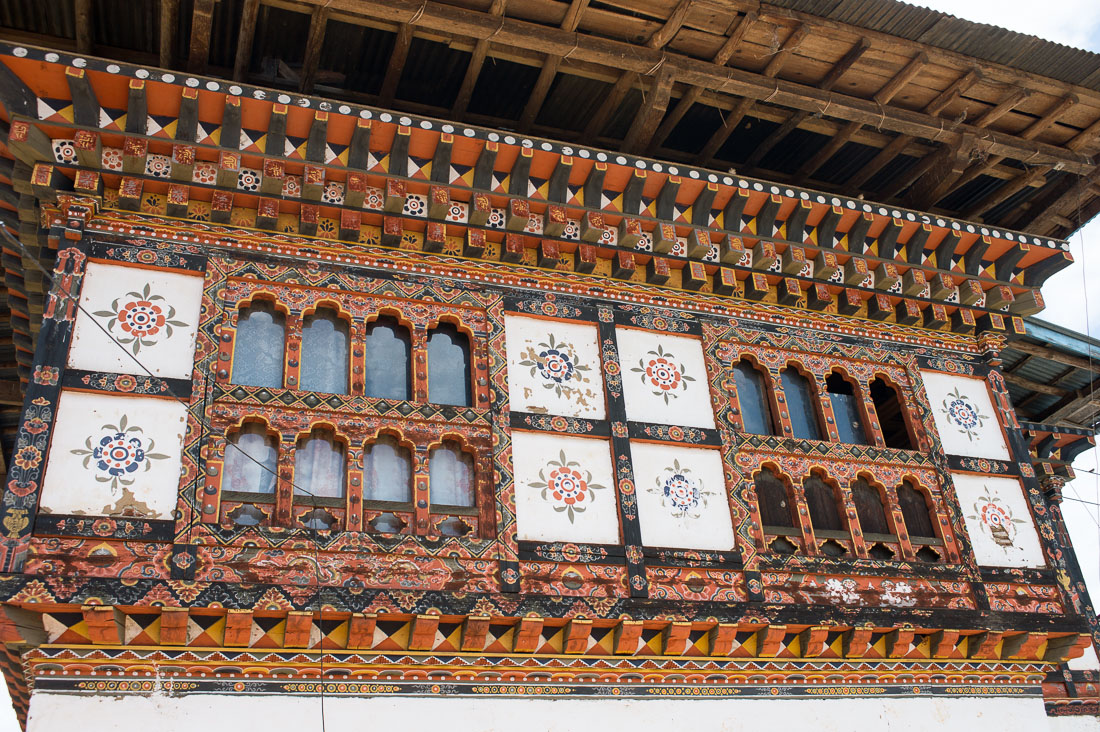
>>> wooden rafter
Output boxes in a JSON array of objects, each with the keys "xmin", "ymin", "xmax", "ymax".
[
  {"xmin": 963, "ymin": 165, "xmax": 1050, "ymax": 220},
  {"xmin": 186, "ymin": 0, "xmax": 215, "ymax": 74},
  {"xmin": 452, "ymin": 0, "xmax": 507, "ymax": 118},
  {"xmin": 517, "ymin": 0, "xmax": 589, "ymax": 132},
  {"xmin": 874, "ymin": 52, "xmax": 928, "ymax": 105},
  {"xmin": 1020, "ymin": 94, "xmax": 1077, "ymax": 141},
  {"xmin": 379, "ymin": 23, "xmax": 413, "ymax": 106},
  {"xmin": 159, "ymin": 0, "xmax": 178, "ymax": 69},
  {"xmin": 233, "ymin": 0, "xmax": 261, "ymax": 82},
  {"xmin": 622, "ymin": 66, "xmax": 674, "ymax": 153},
  {"xmin": 925, "ymin": 68, "xmax": 982, "ymax": 117},
  {"xmin": 974, "ymin": 87, "xmax": 1030, "ymax": 128},
  {"xmin": 299, "ymin": 6, "xmax": 330, "ymax": 93},
  {"xmin": 1009, "ymin": 340, "xmax": 1100, "ymax": 373},
  {"xmin": 74, "ymin": 0, "xmax": 92, "ymax": 55}
]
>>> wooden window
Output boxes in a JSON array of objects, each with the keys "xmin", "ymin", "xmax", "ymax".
[
  {"xmin": 222, "ymin": 423, "xmax": 279, "ymax": 495},
  {"xmin": 755, "ymin": 467, "xmax": 795, "ymax": 529},
  {"xmin": 780, "ymin": 368, "xmax": 821, "ymax": 440},
  {"xmin": 870, "ymin": 378, "xmax": 913, "ymax": 449},
  {"xmin": 428, "ymin": 440, "xmax": 475, "ymax": 508},
  {"xmin": 851, "ymin": 478, "xmax": 892, "ymax": 535},
  {"xmin": 300, "ymin": 308, "xmax": 349, "ymax": 395},
  {"xmin": 897, "ymin": 480, "xmax": 936, "ymax": 539},
  {"xmin": 363, "ymin": 435, "xmax": 412, "ymax": 504},
  {"xmin": 364, "ymin": 316, "xmax": 411, "ymax": 400},
  {"xmin": 232, "ymin": 300, "xmax": 285, "ymax": 388},
  {"xmin": 826, "ymin": 372, "xmax": 868, "ymax": 445},
  {"xmin": 734, "ymin": 360, "xmax": 776, "ymax": 435},
  {"xmin": 803, "ymin": 474, "xmax": 843, "ymax": 532},
  {"xmin": 427, "ymin": 323, "xmax": 471, "ymax": 406},
  {"xmin": 294, "ymin": 429, "xmax": 346, "ymax": 500}
]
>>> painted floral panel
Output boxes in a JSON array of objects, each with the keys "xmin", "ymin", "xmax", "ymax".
[
  {"xmin": 511, "ymin": 431, "xmax": 619, "ymax": 544},
  {"xmin": 68, "ymin": 261, "xmax": 204, "ymax": 380},
  {"xmin": 616, "ymin": 329, "xmax": 715, "ymax": 428},
  {"xmin": 40, "ymin": 390, "xmax": 188, "ymax": 519},
  {"xmin": 920, "ymin": 371, "xmax": 1009, "ymax": 459},
  {"xmin": 629, "ymin": 442, "xmax": 734, "ymax": 550},
  {"xmin": 504, "ymin": 315, "xmax": 605, "ymax": 419},
  {"xmin": 952, "ymin": 472, "xmax": 1045, "ymax": 568}
]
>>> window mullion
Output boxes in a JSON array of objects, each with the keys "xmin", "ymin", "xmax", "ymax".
[
  {"xmin": 276, "ymin": 433, "xmax": 296, "ymax": 527},
  {"xmin": 413, "ymin": 445, "xmax": 431, "ymax": 535},
  {"xmin": 350, "ymin": 322, "xmax": 365, "ymax": 397},
  {"xmin": 885, "ymin": 484, "xmax": 917, "ymax": 561},
  {"xmin": 346, "ymin": 445, "xmax": 364, "ymax": 532},
  {"xmin": 284, "ymin": 312, "xmax": 302, "ymax": 391},
  {"xmin": 411, "ymin": 326, "xmax": 428, "ymax": 402}
]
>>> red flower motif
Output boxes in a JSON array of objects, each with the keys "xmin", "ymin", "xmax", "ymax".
[
  {"xmin": 548, "ymin": 467, "xmax": 589, "ymax": 506},
  {"xmin": 115, "ymin": 374, "xmax": 138, "ymax": 392},
  {"xmin": 645, "ymin": 357, "xmax": 683, "ymax": 391},
  {"xmin": 117, "ymin": 300, "xmax": 166, "ymax": 338},
  {"xmin": 13, "ymin": 446, "xmax": 40, "ymax": 470},
  {"xmin": 23, "ymin": 417, "xmax": 49, "ymax": 435}
]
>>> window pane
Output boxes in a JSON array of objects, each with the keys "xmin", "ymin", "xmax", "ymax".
[
  {"xmin": 364, "ymin": 318, "xmax": 410, "ymax": 400},
  {"xmin": 781, "ymin": 370, "xmax": 821, "ymax": 440},
  {"xmin": 734, "ymin": 361, "xmax": 773, "ymax": 435},
  {"xmin": 300, "ymin": 309, "xmax": 349, "ymax": 394},
  {"xmin": 826, "ymin": 373, "xmax": 868, "ymax": 445},
  {"xmin": 429, "ymin": 441, "xmax": 474, "ymax": 507},
  {"xmin": 756, "ymin": 468, "xmax": 793, "ymax": 528},
  {"xmin": 363, "ymin": 436, "xmax": 412, "ymax": 503},
  {"xmin": 223, "ymin": 424, "xmax": 278, "ymax": 494},
  {"xmin": 852, "ymin": 478, "xmax": 891, "ymax": 535},
  {"xmin": 804, "ymin": 476, "xmax": 842, "ymax": 531},
  {"xmin": 428, "ymin": 324, "xmax": 471, "ymax": 406},
  {"xmin": 871, "ymin": 378, "xmax": 913, "ymax": 449},
  {"xmin": 294, "ymin": 433, "xmax": 346, "ymax": 499},
  {"xmin": 898, "ymin": 481, "xmax": 936, "ymax": 538},
  {"xmin": 232, "ymin": 302, "xmax": 285, "ymax": 388}
]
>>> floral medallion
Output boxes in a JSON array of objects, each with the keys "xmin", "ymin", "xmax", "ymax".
[
  {"xmin": 648, "ymin": 459, "xmax": 717, "ymax": 519},
  {"xmin": 93, "ymin": 282, "xmax": 188, "ymax": 354},
  {"xmin": 631, "ymin": 344, "xmax": 694, "ymax": 404},
  {"xmin": 968, "ymin": 485, "xmax": 1025, "ymax": 548},
  {"xmin": 519, "ymin": 333, "xmax": 593, "ymax": 399},
  {"xmin": 70, "ymin": 414, "xmax": 170, "ymax": 490},
  {"xmin": 528, "ymin": 450, "xmax": 608, "ymax": 523},
  {"xmin": 939, "ymin": 386, "xmax": 990, "ymax": 441}
]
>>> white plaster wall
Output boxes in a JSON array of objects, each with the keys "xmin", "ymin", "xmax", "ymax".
[
  {"xmin": 615, "ymin": 329, "xmax": 715, "ymax": 429},
  {"xmin": 68, "ymin": 261, "xmax": 204, "ymax": 380},
  {"xmin": 919, "ymin": 371, "xmax": 1010, "ymax": 460},
  {"xmin": 952, "ymin": 472, "xmax": 1046, "ymax": 568},
  {"xmin": 26, "ymin": 691, "xmax": 1094, "ymax": 732},
  {"xmin": 38, "ymin": 390, "xmax": 187, "ymax": 519},
  {"xmin": 504, "ymin": 315, "xmax": 605, "ymax": 419}
]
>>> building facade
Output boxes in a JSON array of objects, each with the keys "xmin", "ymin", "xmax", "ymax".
[{"xmin": 0, "ymin": 1, "xmax": 1098, "ymax": 729}]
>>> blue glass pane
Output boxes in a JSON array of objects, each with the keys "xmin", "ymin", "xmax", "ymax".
[
  {"xmin": 364, "ymin": 320, "xmax": 410, "ymax": 400},
  {"xmin": 300, "ymin": 310, "xmax": 349, "ymax": 394},
  {"xmin": 364, "ymin": 436, "xmax": 412, "ymax": 503},
  {"xmin": 223, "ymin": 424, "xmax": 278, "ymax": 494},
  {"xmin": 830, "ymin": 392, "xmax": 868, "ymax": 444},
  {"xmin": 733, "ymin": 362, "xmax": 772, "ymax": 435},
  {"xmin": 294, "ymin": 434, "xmax": 345, "ymax": 499},
  {"xmin": 231, "ymin": 303, "xmax": 285, "ymax": 388},
  {"xmin": 781, "ymin": 370, "xmax": 821, "ymax": 440},
  {"xmin": 427, "ymin": 325, "xmax": 470, "ymax": 406},
  {"xmin": 429, "ymin": 442, "xmax": 474, "ymax": 507}
]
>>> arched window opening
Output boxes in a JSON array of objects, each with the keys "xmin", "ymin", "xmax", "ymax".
[
  {"xmin": 294, "ymin": 429, "xmax": 346, "ymax": 500},
  {"xmin": 428, "ymin": 323, "xmax": 472, "ymax": 406},
  {"xmin": 300, "ymin": 308, "xmax": 349, "ymax": 394},
  {"xmin": 363, "ymin": 435, "xmax": 413, "ymax": 504},
  {"xmin": 851, "ymin": 478, "xmax": 892, "ymax": 536},
  {"xmin": 755, "ymin": 468, "xmax": 794, "ymax": 529},
  {"xmin": 826, "ymin": 372, "xmax": 868, "ymax": 445},
  {"xmin": 871, "ymin": 378, "xmax": 913, "ymax": 450},
  {"xmin": 223, "ymin": 423, "xmax": 278, "ymax": 495},
  {"xmin": 780, "ymin": 368, "xmax": 821, "ymax": 440},
  {"xmin": 364, "ymin": 317, "xmax": 411, "ymax": 400},
  {"xmin": 734, "ymin": 360, "xmax": 776, "ymax": 435},
  {"xmin": 803, "ymin": 474, "xmax": 843, "ymax": 532},
  {"xmin": 232, "ymin": 301, "xmax": 285, "ymax": 388},
  {"xmin": 897, "ymin": 480, "xmax": 937, "ymax": 539},
  {"xmin": 429, "ymin": 441, "xmax": 475, "ymax": 507}
]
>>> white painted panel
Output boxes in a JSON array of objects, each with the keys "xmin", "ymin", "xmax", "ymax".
[
  {"xmin": 68, "ymin": 261, "xmax": 204, "ymax": 379},
  {"xmin": 504, "ymin": 315, "xmax": 605, "ymax": 419},
  {"xmin": 952, "ymin": 472, "xmax": 1046, "ymax": 568},
  {"xmin": 629, "ymin": 442, "xmax": 733, "ymax": 550},
  {"xmin": 616, "ymin": 329, "xmax": 714, "ymax": 428},
  {"xmin": 511, "ymin": 431, "xmax": 619, "ymax": 544},
  {"xmin": 25, "ymin": 691, "xmax": 1065, "ymax": 732},
  {"xmin": 920, "ymin": 370, "xmax": 1010, "ymax": 460},
  {"xmin": 39, "ymin": 390, "xmax": 187, "ymax": 519}
]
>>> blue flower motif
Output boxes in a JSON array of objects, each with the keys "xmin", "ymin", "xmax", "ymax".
[
  {"xmin": 92, "ymin": 432, "xmax": 146, "ymax": 476},
  {"xmin": 663, "ymin": 472, "xmax": 700, "ymax": 512},
  {"xmin": 537, "ymin": 348, "xmax": 575, "ymax": 383}
]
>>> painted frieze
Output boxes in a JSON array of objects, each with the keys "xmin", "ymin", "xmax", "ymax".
[
  {"xmin": 67, "ymin": 261, "xmax": 203, "ymax": 380},
  {"xmin": 510, "ymin": 431, "xmax": 619, "ymax": 545},
  {"xmin": 920, "ymin": 371, "xmax": 1010, "ymax": 460},
  {"xmin": 38, "ymin": 390, "xmax": 188, "ymax": 519},
  {"xmin": 504, "ymin": 315, "xmax": 605, "ymax": 419},
  {"xmin": 952, "ymin": 472, "xmax": 1045, "ymax": 568},
  {"xmin": 615, "ymin": 329, "xmax": 715, "ymax": 429},
  {"xmin": 629, "ymin": 442, "xmax": 734, "ymax": 550}
]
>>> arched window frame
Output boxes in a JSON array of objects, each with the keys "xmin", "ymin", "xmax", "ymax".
[
  {"xmin": 824, "ymin": 368, "xmax": 872, "ymax": 445},
  {"xmin": 895, "ymin": 477, "xmax": 942, "ymax": 542},
  {"xmin": 425, "ymin": 316, "xmax": 475, "ymax": 408},
  {"xmin": 800, "ymin": 469, "xmax": 851, "ymax": 550},
  {"xmin": 228, "ymin": 295, "xmax": 289, "ymax": 389},
  {"xmin": 869, "ymin": 373, "xmax": 918, "ymax": 451},
  {"xmin": 297, "ymin": 300, "xmax": 354, "ymax": 396},
  {"xmin": 362, "ymin": 309, "xmax": 414, "ymax": 401},
  {"xmin": 732, "ymin": 355, "xmax": 780, "ymax": 436},
  {"xmin": 753, "ymin": 464, "xmax": 799, "ymax": 536},
  {"xmin": 849, "ymin": 473, "xmax": 897, "ymax": 540},
  {"xmin": 360, "ymin": 428, "xmax": 416, "ymax": 508},
  {"xmin": 291, "ymin": 423, "xmax": 349, "ymax": 507},
  {"xmin": 217, "ymin": 418, "xmax": 281, "ymax": 529},
  {"xmin": 779, "ymin": 362, "xmax": 825, "ymax": 441},
  {"xmin": 424, "ymin": 434, "xmax": 479, "ymax": 511}
]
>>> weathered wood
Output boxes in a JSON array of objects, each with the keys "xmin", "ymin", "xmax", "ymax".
[
  {"xmin": 65, "ymin": 67, "xmax": 100, "ymax": 128},
  {"xmin": 186, "ymin": 0, "xmax": 215, "ymax": 73},
  {"xmin": 874, "ymin": 52, "xmax": 928, "ymax": 106},
  {"xmin": 623, "ymin": 66, "xmax": 673, "ymax": 153},
  {"xmin": 125, "ymin": 80, "xmax": 147, "ymax": 135},
  {"xmin": 925, "ymin": 68, "xmax": 981, "ymax": 117},
  {"xmin": 582, "ymin": 72, "xmax": 637, "ymax": 144},
  {"xmin": 379, "ymin": 23, "xmax": 413, "ymax": 105},
  {"xmin": 846, "ymin": 134, "xmax": 912, "ymax": 189},
  {"xmin": 74, "ymin": 0, "xmax": 93, "ymax": 54},
  {"xmin": 299, "ymin": 6, "xmax": 330, "ymax": 93},
  {"xmin": 795, "ymin": 120, "xmax": 859, "ymax": 178},
  {"xmin": 1019, "ymin": 94, "xmax": 1077, "ymax": 141},
  {"xmin": 974, "ymin": 87, "xmax": 1029, "ymax": 128},
  {"xmin": 159, "ymin": 0, "xmax": 179, "ymax": 68},
  {"xmin": 233, "ymin": 0, "xmax": 260, "ymax": 81},
  {"xmin": 452, "ymin": 0, "xmax": 506, "ymax": 118},
  {"xmin": 963, "ymin": 166, "xmax": 1049, "ymax": 220},
  {"xmin": 517, "ymin": 0, "xmax": 589, "ymax": 131},
  {"xmin": 1009, "ymin": 340, "xmax": 1100, "ymax": 374}
]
